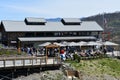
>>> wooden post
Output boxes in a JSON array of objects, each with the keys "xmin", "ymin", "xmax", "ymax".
[
  {"xmin": 40, "ymin": 58, "xmax": 41, "ymax": 65},
  {"xmin": 3, "ymin": 59, "xmax": 5, "ymax": 68},
  {"xmin": 12, "ymin": 71, "xmax": 14, "ymax": 79},
  {"xmin": 18, "ymin": 41, "xmax": 21, "ymax": 53},
  {"xmin": 30, "ymin": 59, "xmax": 31, "ymax": 64},
  {"xmin": 53, "ymin": 57, "xmax": 54, "ymax": 64},
  {"xmin": 13, "ymin": 59, "xmax": 15, "ymax": 67},
  {"xmin": 46, "ymin": 47, "xmax": 47, "ymax": 64},
  {"xmin": 32, "ymin": 59, "xmax": 33, "ymax": 66},
  {"xmin": 58, "ymin": 46, "xmax": 61, "ymax": 64},
  {"xmin": 36, "ymin": 58, "xmax": 37, "ymax": 63},
  {"xmin": 27, "ymin": 68, "xmax": 30, "ymax": 76},
  {"xmin": 23, "ymin": 59, "xmax": 25, "ymax": 66}
]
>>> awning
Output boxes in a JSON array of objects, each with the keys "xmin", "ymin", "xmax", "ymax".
[
  {"xmin": 103, "ymin": 41, "xmax": 119, "ymax": 46},
  {"xmin": 18, "ymin": 37, "xmax": 56, "ymax": 41},
  {"xmin": 18, "ymin": 36, "xmax": 96, "ymax": 41},
  {"xmin": 87, "ymin": 41, "xmax": 103, "ymax": 46}
]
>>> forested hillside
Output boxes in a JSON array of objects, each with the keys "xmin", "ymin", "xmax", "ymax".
[{"xmin": 82, "ymin": 11, "xmax": 120, "ymax": 43}]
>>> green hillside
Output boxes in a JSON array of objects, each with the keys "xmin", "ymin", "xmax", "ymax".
[
  {"xmin": 82, "ymin": 11, "xmax": 120, "ymax": 28},
  {"xmin": 66, "ymin": 58, "xmax": 120, "ymax": 80},
  {"xmin": 82, "ymin": 11, "xmax": 120, "ymax": 43}
]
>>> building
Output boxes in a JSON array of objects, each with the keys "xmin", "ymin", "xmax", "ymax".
[{"xmin": 0, "ymin": 18, "xmax": 103, "ymax": 48}]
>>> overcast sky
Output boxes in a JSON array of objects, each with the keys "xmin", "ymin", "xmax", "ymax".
[{"xmin": 0, "ymin": 0, "xmax": 120, "ymax": 20}]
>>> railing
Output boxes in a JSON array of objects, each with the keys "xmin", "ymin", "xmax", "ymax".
[{"xmin": 0, "ymin": 56, "xmax": 61, "ymax": 68}]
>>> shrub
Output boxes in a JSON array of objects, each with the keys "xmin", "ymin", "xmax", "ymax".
[
  {"xmin": 73, "ymin": 54, "xmax": 81, "ymax": 63},
  {"xmin": 0, "ymin": 49, "xmax": 24, "ymax": 56}
]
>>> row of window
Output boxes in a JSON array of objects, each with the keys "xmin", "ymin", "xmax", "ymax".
[
  {"xmin": 4, "ymin": 32, "xmax": 100, "ymax": 39},
  {"xmin": 25, "ymin": 32, "xmax": 100, "ymax": 37}
]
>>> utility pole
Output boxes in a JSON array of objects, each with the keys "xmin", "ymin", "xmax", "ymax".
[
  {"xmin": 102, "ymin": 13, "xmax": 110, "ymax": 41},
  {"xmin": 102, "ymin": 12, "xmax": 106, "ymax": 32}
]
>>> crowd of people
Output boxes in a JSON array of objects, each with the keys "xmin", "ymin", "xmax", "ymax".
[
  {"xmin": 59, "ymin": 46, "xmax": 115, "ymax": 61},
  {"xmin": 21, "ymin": 47, "xmax": 38, "ymax": 56},
  {"xmin": 20, "ymin": 45, "xmax": 115, "ymax": 61},
  {"xmin": 21, "ymin": 46, "xmax": 60, "ymax": 57}
]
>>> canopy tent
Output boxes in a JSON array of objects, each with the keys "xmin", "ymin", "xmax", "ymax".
[
  {"xmin": 103, "ymin": 41, "xmax": 119, "ymax": 46},
  {"xmin": 53, "ymin": 42, "xmax": 66, "ymax": 46},
  {"xmin": 61, "ymin": 41, "xmax": 68, "ymax": 45},
  {"xmin": 87, "ymin": 41, "xmax": 103, "ymax": 46},
  {"xmin": 67, "ymin": 42, "xmax": 79, "ymax": 46},
  {"xmin": 45, "ymin": 44, "xmax": 60, "ymax": 48},
  {"xmin": 38, "ymin": 41, "xmax": 119, "ymax": 47},
  {"xmin": 77, "ymin": 41, "xmax": 87, "ymax": 46},
  {"xmin": 38, "ymin": 42, "xmax": 51, "ymax": 46}
]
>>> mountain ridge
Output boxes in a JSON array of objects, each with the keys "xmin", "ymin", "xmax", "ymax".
[{"xmin": 81, "ymin": 11, "xmax": 120, "ymax": 43}]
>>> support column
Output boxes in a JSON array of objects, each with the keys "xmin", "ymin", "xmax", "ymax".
[
  {"xmin": 46, "ymin": 47, "xmax": 47, "ymax": 64},
  {"xmin": 11, "ymin": 70, "xmax": 14, "ymax": 79},
  {"xmin": 18, "ymin": 41, "xmax": 21, "ymax": 53},
  {"xmin": 27, "ymin": 68, "xmax": 30, "ymax": 76}
]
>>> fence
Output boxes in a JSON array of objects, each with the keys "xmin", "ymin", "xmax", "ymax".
[{"xmin": 0, "ymin": 56, "xmax": 61, "ymax": 69}]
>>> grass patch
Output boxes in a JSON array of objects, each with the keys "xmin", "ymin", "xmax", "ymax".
[
  {"xmin": 98, "ymin": 58, "xmax": 120, "ymax": 72},
  {"xmin": 65, "ymin": 58, "xmax": 120, "ymax": 78},
  {"xmin": 0, "ymin": 49, "xmax": 26, "ymax": 57}
]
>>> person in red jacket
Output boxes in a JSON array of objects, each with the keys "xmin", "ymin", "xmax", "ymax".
[
  {"xmin": 60, "ymin": 49, "xmax": 66, "ymax": 61},
  {"xmin": 60, "ymin": 49, "xmax": 64, "ymax": 54}
]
